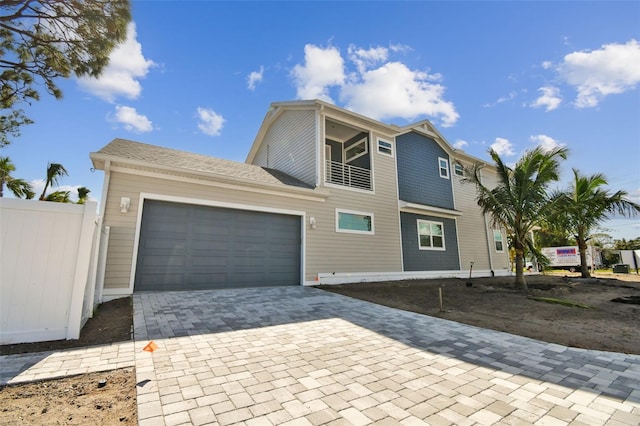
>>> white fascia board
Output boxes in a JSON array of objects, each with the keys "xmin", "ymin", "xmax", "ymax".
[{"xmin": 398, "ymin": 200, "xmax": 463, "ymax": 219}]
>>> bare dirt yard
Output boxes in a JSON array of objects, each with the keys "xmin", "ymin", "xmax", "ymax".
[
  {"xmin": 0, "ymin": 297, "xmax": 136, "ymax": 425},
  {"xmin": 1, "ymin": 271, "xmax": 638, "ymax": 424},
  {"xmin": 319, "ymin": 271, "xmax": 640, "ymax": 355}
]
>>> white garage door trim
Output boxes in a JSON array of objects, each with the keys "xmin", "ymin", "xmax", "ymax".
[{"xmin": 126, "ymin": 192, "xmax": 307, "ymax": 294}]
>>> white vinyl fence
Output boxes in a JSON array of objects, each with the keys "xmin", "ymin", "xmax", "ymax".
[{"xmin": 0, "ymin": 198, "xmax": 98, "ymax": 344}]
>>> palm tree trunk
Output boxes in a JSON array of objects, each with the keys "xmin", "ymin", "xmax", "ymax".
[
  {"xmin": 577, "ymin": 237, "xmax": 591, "ymax": 278},
  {"xmin": 514, "ymin": 246, "xmax": 528, "ymax": 292}
]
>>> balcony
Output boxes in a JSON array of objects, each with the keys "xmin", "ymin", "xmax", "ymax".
[{"xmin": 325, "ymin": 160, "xmax": 372, "ymax": 191}]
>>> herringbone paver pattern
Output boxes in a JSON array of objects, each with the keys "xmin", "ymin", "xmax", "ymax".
[{"xmin": 133, "ymin": 287, "xmax": 640, "ymax": 425}]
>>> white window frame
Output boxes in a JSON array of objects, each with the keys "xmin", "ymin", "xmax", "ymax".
[
  {"xmin": 493, "ymin": 229, "xmax": 504, "ymax": 252},
  {"xmin": 377, "ymin": 138, "xmax": 393, "ymax": 157},
  {"xmin": 453, "ymin": 162, "xmax": 464, "ymax": 177},
  {"xmin": 344, "ymin": 137, "xmax": 368, "ymax": 162},
  {"xmin": 417, "ymin": 219, "xmax": 446, "ymax": 251},
  {"xmin": 336, "ymin": 208, "xmax": 374, "ymax": 235},
  {"xmin": 438, "ymin": 157, "xmax": 450, "ymax": 179}
]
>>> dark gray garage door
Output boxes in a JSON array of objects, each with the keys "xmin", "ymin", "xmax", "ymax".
[{"xmin": 134, "ymin": 200, "xmax": 301, "ymax": 291}]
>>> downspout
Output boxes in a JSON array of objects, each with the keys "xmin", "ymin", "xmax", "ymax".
[
  {"xmin": 94, "ymin": 159, "xmax": 111, "ymax": 303},
  {"xmin": 479, "ymin": 168, "xmax": 495, "ymax": 275},
  {"xmin": 316, "ymin": 105, "xmax": 324, "ymax": 188},
  {"xmin": 450, "ymin": 159, "xmax": 463, "ymax": 271}
]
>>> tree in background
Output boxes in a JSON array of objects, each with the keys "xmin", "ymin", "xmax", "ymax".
[
  {"xmin": 76, "ymin": 186, "xmax": 90, "ymax": 204},
  {"xmin": 550, "ymin": 169, "xmax": 640, "ymax": 278},
  {"xmin": 465, "ymin": 146, "xmax": 568, "ymax": 291},
  {"xmin": 0, "ymin": 0, "xmax": 131, "ymax": 146},
  {"xmin": 38, "ymin": 162, "xmax": 67, "ymax": 200},
  {"xmin": 0, "ymin": 156, "xmax": 33, "ymax": 198},
  {"xmin": 44, "ymin": 190, "xmax": 70, "ymax": 203},
  {"xmin": 614, "ymin": 237, "xmax": 640, "ymax": 251}
]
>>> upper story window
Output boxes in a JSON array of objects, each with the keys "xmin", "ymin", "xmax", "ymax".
[
  {"xmin": 344, "ymin": 138, "xmax": 368, "ymax": 162},
  {"xmin": 453, "ymin": 162, "xmax": 464, "ymax": 177},
  {"xmin": 438, "ymin": 157, "xmax": 450, "ymax": 179},
  {"xmin": 493, "ymin": 230, "xmax": 504, "ymax": 252},
  {"xmin": 377, "ymin": 138, "xmax": 393, "ymax": 156},
  {"xmin": 336, "ymin": 209, "xmax": 374, "ymax": 235},
  {"xmin": 417, "ymin": 220, "xmax": 445, "ymax": 250}
]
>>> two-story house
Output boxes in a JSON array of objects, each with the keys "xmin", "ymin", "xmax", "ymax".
[{"xmin": 90, "ymin": 100, "xmax": 510, "ymax": 300}]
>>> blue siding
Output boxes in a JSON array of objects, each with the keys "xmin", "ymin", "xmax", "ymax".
[
  {"xmin": 400, "ymin": 212, "xmax": 460, "ymax": 271},
  {"xmin": 396, "ymin": 132, "xmax": 454, "ymax": 209}
]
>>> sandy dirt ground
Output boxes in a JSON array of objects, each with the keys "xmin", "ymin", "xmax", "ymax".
[
  {"xmin": 319, "ymin": 271, "xmax": 640, "ymax": 355},
  {"xmin": 1, "ymin": 271, "xmax": 638, "ymax": 424}
]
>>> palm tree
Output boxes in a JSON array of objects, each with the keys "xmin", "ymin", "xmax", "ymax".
[
  {"xmin": 0, "ymin": 156, "xmax": 33, "ymax": 198},
  {"xmin": 44, "ymin": 190, "xmax": 72, "ymax": 203},
  {"xmin": 465, "ymin": 146, "xmax": 568, "ymax": 291},
  {"xmin": 77, "ymin": 187, "xmax": 90, "ymax": 204},
  {"xmin": 550, "ymin": 169, "xmax": 640, "ymax": 278},
  {"xmin": 39, "ymin": 163, "xmax": 68, "ymax": 201}
]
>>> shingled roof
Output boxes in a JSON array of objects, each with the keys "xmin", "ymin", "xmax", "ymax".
[{"xmin": 91, "ymin": 138, "xmax": 314, "ymax": 189}]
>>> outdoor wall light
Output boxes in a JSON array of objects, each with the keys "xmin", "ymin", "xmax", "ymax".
[
  {"xmin": 309, "ymin": 217, "xmax": 317, "ymax": 229},
  {"xmin": 120, "ymin": 197, "xmax": 131, "ymax": 213}
]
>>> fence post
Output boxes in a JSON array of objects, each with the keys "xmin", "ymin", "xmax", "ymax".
[{"xmin": 66, "ymin": 201, "xmax": 98, "ymax": 340}]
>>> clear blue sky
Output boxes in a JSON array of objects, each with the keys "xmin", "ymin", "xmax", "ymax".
[{"xmin": 4, "ymin": 1, "xmax": 640, "ymax": 241}]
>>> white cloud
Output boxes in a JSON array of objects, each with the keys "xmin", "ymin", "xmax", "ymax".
[
  {"xmin": 530, "ymin": 134, "xmax": 564, "ymax": 152},
  {"xmin": 291, "ymin": 44, "xmax": 345, "ymax": 101},
  {"xmin": 348, "ymin": 45, "xmax": 388, "ymax": 74},
  {"xmin": 197, "ymin": 107, "xmax": 225, "ymax": 136},
  {"xmin": 247, "ymin": 66, "xmax": 264, "ymax": 90},
  {"xmin": 484, "ymin": 91, "xmax": 518, "ymax": 107},
  {"xmin": 530, "ymin": 86, "xmax": 562, "ymax": 111},
  {"xmin": 453, "ymin": 139, "xmax": 468, "ymax": 149},
  {"xmin": 389, "ymin": 43, "xmax": 412, "ymax": 54},
  {"xmin": 113, "ymin": 105, "xmax": 153, "ymax": 133},
  {"xmin": 557, "ymin": 39, "xmax": 640, "ymax": 108},
  {"xmin": 490, "ymin": 137, "xmax": 515, "ymax": 156},
  {"xmin": 541, "ymin": 61, "xmax": 553, "ymax": 70},
  {"xmin": 78, "ymin": 22, "xmax": 155, "ymax": 102},
  {"xmin": 290, "ymin": 43, "xmax": 458, "ymax": 127},
  {"xmin": 341, "ymin": 61, "xmax": 459, "ymax": 127},
  {"xmin": 627, "ymin": 187, "xmax": 640, "ymax": 204}
]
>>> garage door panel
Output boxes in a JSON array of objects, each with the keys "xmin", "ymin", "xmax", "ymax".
[
  {"xmin": 138, "ymin": 255, "xmax": 186, "ymax": 268},
  {"xmin": 135, "ymin": 200, "xmax": 300, "ymax": 291},
  {"xmin": 189, "ymin": 256, "xmax": 229, "ymax": 267}
]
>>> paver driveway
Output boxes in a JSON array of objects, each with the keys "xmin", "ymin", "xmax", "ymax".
[{"xmin": 134, "ymin": 286, "xmax": 640, "ymax": 426}]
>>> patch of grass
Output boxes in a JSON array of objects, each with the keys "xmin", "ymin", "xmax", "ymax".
[{"xmin": 528, "ymin": 296, "xmax": 593, "ymax": 309}]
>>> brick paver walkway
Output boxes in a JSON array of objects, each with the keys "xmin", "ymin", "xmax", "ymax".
[
  {"xmin": 0, "ymin": 341, "xmax": 135, "ymax": 384},
  {"xmin": 2, "ymin": 286, "xmax": 639, "ymax": 425},
  {"xmin": 132, "ymin": 287, "xmax": 640, "ymax": 425}
]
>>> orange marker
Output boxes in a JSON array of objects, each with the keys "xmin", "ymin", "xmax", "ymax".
[{"xmin": 143, "ymin": 341, "xmax": 158, "ymax": 352}]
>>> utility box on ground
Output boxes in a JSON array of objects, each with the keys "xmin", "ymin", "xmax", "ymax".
[{"xmin": 613, "ymin": 264, "xmax": 630, "ymax": 274}]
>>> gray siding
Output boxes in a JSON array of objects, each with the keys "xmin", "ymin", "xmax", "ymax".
[
  {"xmin": 396, "ymin": 132, "xmax": 454, "ymax": 209},
  {"xmin": 479, "ymin": 169, "xmax": 511, "ymax": 271},
  {"xmin": 400, "ymin": 212, "xmax": 460, "ymax": 271},
  {"xmin": 252, "ymin": 109, "xmax": 317, "ymax": 186},
  {"xmin": 452, "ymin": 160, "xmax": 493, "ymax": 271}
]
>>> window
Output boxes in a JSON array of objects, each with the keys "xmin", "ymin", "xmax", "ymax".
[
  {"xmin": 377, "ymin": 138, "xmax": 393, "ymax": 156},
  {"xmin": 344, "ymin": 138, "xmax": 368, "ymax": 162},
  {"xmin": 454, "ymin": 162, "xmax": 464, "ymax": 177},
  {"xmin": 417, "ymin": 220, "xmax": 445, "ymax": 250},
  {"xmin": 493, "ymin": 230, "xmax": 504, "ymax": 252},
  {"xmin": 336, "ymin": 209, "xmax": 374, "ymax": 234},
  {"xmin": 438, "ymin": 157, "xmax": 450, "ymax": 179}
]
